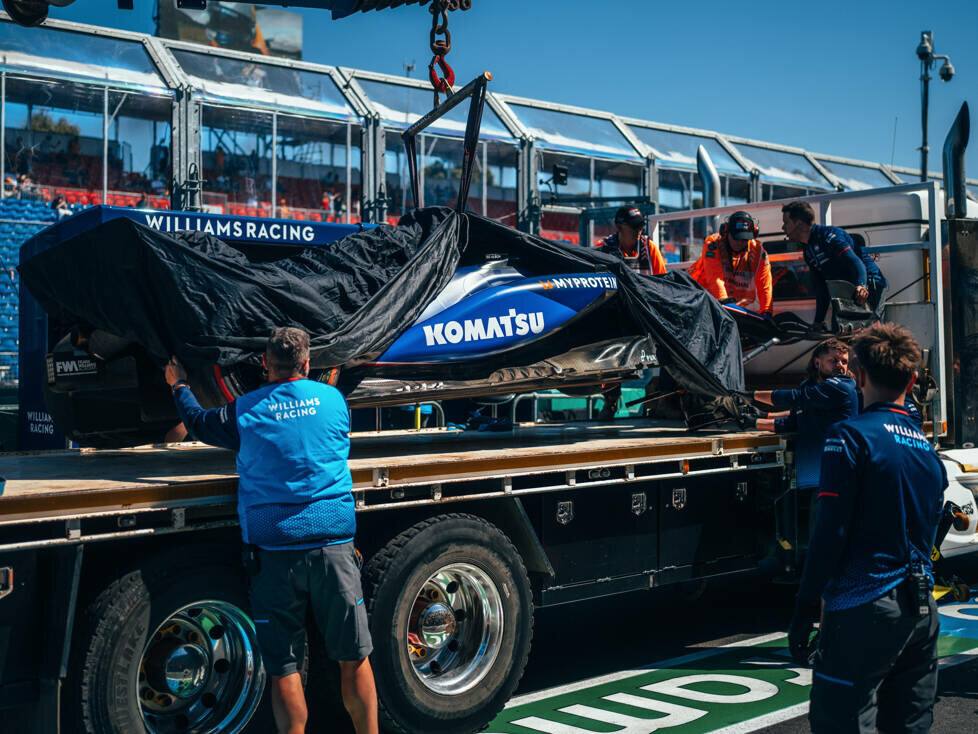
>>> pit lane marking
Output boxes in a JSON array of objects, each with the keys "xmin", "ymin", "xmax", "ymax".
[{"xmin": 487, "ymin": 609, "xmax": 978, "ymax": 734}]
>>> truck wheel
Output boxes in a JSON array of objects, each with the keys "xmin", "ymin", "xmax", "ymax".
[
  {"xmin": 363, "ymin": 514, "xmax": 534, "ymax": 734},
  {"xmin": 75, "ymin": 562, "xmax": 267, "ymax": 734}
]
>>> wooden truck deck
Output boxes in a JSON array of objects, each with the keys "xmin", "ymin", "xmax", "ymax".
[{"xmin": 0, "ymin": 421, "xmax": 783, "ymax": 531}]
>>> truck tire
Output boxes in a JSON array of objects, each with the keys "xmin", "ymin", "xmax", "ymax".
[
  {"xmin": 363, "ymin": 513, "xmax": 534, "ymax": 734},
  {"xmin": 73, "ymin": 559, "xmax": 268, "ymax": 734}
]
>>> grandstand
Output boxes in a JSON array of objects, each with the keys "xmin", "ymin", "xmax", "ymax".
[{"xmin": 0, "ymin": 12, "xmax": 976, "ymax": 385}]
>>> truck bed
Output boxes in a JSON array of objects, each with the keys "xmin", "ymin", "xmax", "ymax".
[{"xmin": 0, "ymin": 420, "xmax": 783, "ymax": 527}]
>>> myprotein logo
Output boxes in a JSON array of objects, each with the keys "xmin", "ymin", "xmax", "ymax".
[
  {"xmin": 540, "ymin": 275, "xmax": 617, "ymax": 290},
  {"xmin": 422, "ymin": 309, "xmax": 545, "ymax": 347}
]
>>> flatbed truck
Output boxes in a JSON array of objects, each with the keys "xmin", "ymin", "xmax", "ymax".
[
  {"xmin": 0, "ymin": 421, "xmax": 785, "ymax": 733},
  {"xmin": 4, "ymin": 171, "xmax": 978, "ymax": 733}
]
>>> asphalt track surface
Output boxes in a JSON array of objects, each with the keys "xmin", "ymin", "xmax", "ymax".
[{"xmin": 311, "ymin": 559, "xmax": 978, "ymax": 733}]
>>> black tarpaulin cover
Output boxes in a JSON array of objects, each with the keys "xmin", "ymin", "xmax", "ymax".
[{"xmin": 20, "ymin": 207, "xmax": 743, "ymax": 394}]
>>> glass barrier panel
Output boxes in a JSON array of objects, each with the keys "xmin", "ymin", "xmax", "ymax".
[
  {"xmin": 629, "ymin": 126, "xmax": 743, "ymax": 175},
  {"xmin": 762, "ymin": 182, "xmax": 815, "ymax": 201},
  {"xmin": 509, "ymin": 103, "xmax": 639, "ymax": 159},
  {"xmin": 537, "ymin": 152, "xmax": 644, "ymax": 245},
  {"xmin": 384, "ymin": 132, "xmax": 518, "ymax": 223},
  {"xmin": 3, "ymin": 77, "xmax": 105, "ymax": 204},
  {"xmin": 732, "ymin": 142, "xmax": 830, "ymax": 188},
  {"xmin": 384, "ymin": 134, "xmax": 464, "ymax": 217},
  {"xmin": 275, "ymin": 115, "xmax": 361, "ymax": 223},
  {"xmin": 201, "ymin": 105, "xmax": 274, "ymax": 215},
  {"xmin": 105, "ymin": 91, "xmax": 172, "ymax": 208},
  {"xmin": 356, "ymin": 78, "xmax": 514, "ymax": 141},
  {"xmin": 173, "ymin": 49, "xmax": 353, "ymax": 119},
  {"xmin": 816, "ymin": 159, "xmax": 893, "ymax": 191},
  {"xmin": 538, "ymin": 151, "xmax": 590, "ymax": 198},
  {"xmin": 475, "ymin": 140, "xmax": 518, "ymax": 225},
  {"xmin": 0, "ymin": 20, "xmax": 165, "ymax": 91}
]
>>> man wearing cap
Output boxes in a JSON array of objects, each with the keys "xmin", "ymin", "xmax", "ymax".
[
  {"xmin": 595, "ymin": 206, "xmax": 667, "ymax": 276},
  {"xmin": 690, "ymin": 211, "xmax": 773, "ymax": 316}
]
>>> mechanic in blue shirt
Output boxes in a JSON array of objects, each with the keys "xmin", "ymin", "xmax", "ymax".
[
  {"xmin": 788, "ymin": 323, "xmax": 945, "ymax": 733},
  {"xmin": 742, "ymin": 338, "xmax": 859, "ymax": 574},
  {"xmin": 165, "ymin": 327, "xmax": 378, "ymax": 734},
  {"xmin": 781, "ymin": 201, "xmax": 887, "ymax": 328}
]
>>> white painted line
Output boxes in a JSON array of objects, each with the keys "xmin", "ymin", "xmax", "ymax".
[
  {"xmin": 708, "ymin": 702, "xmax": 809, "ymax": 734},
  {"xmin": 938, "ymin": 646, "xmax": 978, "ymax": 670},
  {"xmin": 504, "ymin": 633, "xmax": 786, "ymax": 708}
]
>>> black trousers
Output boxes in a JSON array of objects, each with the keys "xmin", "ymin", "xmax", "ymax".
[{"xmin": 810, "ymin": 581, "xmax": 939, "ymax": 734}]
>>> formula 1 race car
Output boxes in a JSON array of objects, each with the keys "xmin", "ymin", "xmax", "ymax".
[{"xmin": 38, "ymin": 250, "xmax": 657, "ymax": 448}]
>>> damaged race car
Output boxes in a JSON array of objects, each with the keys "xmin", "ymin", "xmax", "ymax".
[
  {"xmin": 24, "ymin": 207, "xmax": 745, "ymax": 448},
  {"xmin": 21, "ymin": 75, "xmax": 746, "ymax": 448}
]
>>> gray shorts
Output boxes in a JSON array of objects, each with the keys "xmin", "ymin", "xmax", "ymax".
[{"xmin": 249, "ymin": 541, "xmax": 373, "ymax": 676}]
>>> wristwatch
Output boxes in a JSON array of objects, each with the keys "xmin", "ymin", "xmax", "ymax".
[{"xmin": 171, "ymin": 380, "xmax": 189, "ymax": 394}]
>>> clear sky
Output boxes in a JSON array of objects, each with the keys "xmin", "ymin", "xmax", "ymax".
[{"xmin": 56, "ymin": 0, "xmax": 978, "ymax": 177}]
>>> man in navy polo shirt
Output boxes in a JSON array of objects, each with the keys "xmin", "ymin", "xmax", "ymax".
[
  {"xmin": 781, "ymin": 200, "xmax": 887, "ymax": 328},
  {"xmin": 789, "ymin": 323, "xmax": 946, "ymax": 733},
  {"xmin": 165, "ymin": 327, "xmax": 378, "ymax": 734},
  {"xmin": 743, "ymin": 338, "xmax": 859, "ymax": 574}
]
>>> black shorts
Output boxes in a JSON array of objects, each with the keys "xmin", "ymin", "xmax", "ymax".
[
  {"xmin": 809, "ymin": 582, "xmax": 939, "ymax": 734},
  {"xmin": 249, "ymin": 542, "xmax": 373, "ymax": 676}
]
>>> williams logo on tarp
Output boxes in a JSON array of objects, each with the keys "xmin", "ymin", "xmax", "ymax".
[{"xmin": 143, "ymin": 214, "xmax": 316, "ymax": 244}]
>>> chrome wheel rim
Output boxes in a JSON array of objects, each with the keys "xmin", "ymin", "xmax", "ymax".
[
  {"xmin": 407, "ymin": 563, "xmax": 504, "ymax": 695},
  {"xmin": 138, "ymin": 600, "xmax": 265, "ymax": 734}
]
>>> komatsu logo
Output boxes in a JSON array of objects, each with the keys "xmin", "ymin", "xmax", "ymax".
[
  {"xmin": 423, "ymin": 309, "xmax": 545, "ymax": 346},
  {"xmin": 540, "ymin": 275, "xmax": 617, "ymax": 290}
]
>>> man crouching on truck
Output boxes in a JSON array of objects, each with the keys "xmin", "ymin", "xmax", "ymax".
[{"xmin": 165, "ymin": 327, "xmax": 378, "ymax": 734}]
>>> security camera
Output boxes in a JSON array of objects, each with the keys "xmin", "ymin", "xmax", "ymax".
[
  {"xmin": 939, "ymin": 60, "xmax": 955, "ymax": 82},
  {"xmin": 916, "ymin": 31, "xmax": 933, "ymax": 61}
]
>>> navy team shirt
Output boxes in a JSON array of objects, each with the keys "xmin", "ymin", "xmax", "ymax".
[
  {"xmin": 772, "ymin": 375, "xmax": 859, "ymax": 489},
  {"xmin": 173, "ymin": 377, "xmax": 356, "ymax": 550},
  {"xmin": 798, "ymin": 402, "xmax": 946, "ymax": 611},
  {"xmin": 804, "ymin": 224, "xmax": 886, "ymax": 323}
]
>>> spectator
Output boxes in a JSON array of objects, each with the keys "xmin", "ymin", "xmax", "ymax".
[
  {"xmin": 135, "ymin": 194, "xmax": 149, "ymax": 209},
  {"xmin": 51, "ymin": 195, "xmax": 72, "ymax": 220},
  {"xmin": 17, "ymin": 174, "xmax": 39, "ymax": 201}
]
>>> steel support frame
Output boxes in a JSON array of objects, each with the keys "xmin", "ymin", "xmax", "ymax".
[
  {"xmin": 170, "ymin": 88, "xmax": 201, "ymax": 211},
  {"xmin": 360, "ymin": 114, "xmax": 386, "ymax": 224},
  {"xmin": 517, "ymin": 138, "xmax": 539, "ymax": 235}
]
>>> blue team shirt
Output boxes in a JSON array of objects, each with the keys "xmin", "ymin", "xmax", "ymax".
[
  {"xmin": 804, "ymin": 224, "xmax": 886, "ymax": 323},
  {"xmin": 173, "ymin": 378, "xmax": 356, "ymax": 550},
  {"xmin": 798, "ymin": 402, "xmax": 946, "ymax": 611},
  {"xmin": 772, "ymin": 375, "xmax": 859, "ymax": 489}
]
